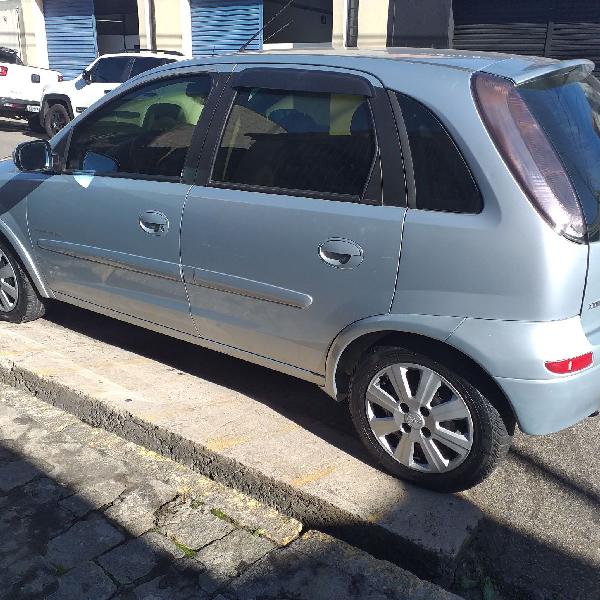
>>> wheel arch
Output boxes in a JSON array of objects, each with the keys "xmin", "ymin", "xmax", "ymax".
[
  {"xmin": 326, "ymin": 318, "xmax": 516, "ymax": 430},
  {"xmin": 42, "ymin": 94, "xmax": 74, "ymax": 120},
  {"xmin": 0, "ymin": 223, "xmax": 52, "ymax": 299}
]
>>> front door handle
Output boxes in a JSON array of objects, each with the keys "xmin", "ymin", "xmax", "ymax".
[
  {"xmin": 318, "ymin": 238, "xmax": 363, "ymax": 269},
  {"xmin": 139, "ymin": 210, "xmax": 169, "ymax": 236}
]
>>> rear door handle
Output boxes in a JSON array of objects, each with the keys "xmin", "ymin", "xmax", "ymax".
[
  {"xmin": 139, "ymin": 210, "xmax": 169, "ymax": 236},
  {"xmin": 318, "ymin": 238, "xmax": 363, "ymax": 269}
]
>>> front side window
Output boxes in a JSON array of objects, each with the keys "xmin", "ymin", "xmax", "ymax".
[
  {"xmin": 91, "ymin": 57, "xmax": 132, "ymax": 83},
  {"xmin": 67, "ymin": 75, "xmax": 212, "ymax": 179},
  {"xmin": 396, "ymin": 93, "xmax": 482, "ymax": 214},
  {"xmin": 212, "ymin": 87, "xmax": 377, "ymax": 199}
]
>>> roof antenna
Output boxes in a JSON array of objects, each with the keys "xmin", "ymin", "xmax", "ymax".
[{"xmin": 239, "ymin": 0, "xmax": 295, "ymax": 52}]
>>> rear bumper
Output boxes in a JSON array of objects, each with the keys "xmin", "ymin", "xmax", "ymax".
[
  {"xmin": 0, "ymin": 98, "xmax": 40, "ymax": 119},
  {"xmin": 495, "ymin": 367, "xmax": 600, "ymax": 434},
  {"xmin": 448, "ymin": 315, "xmax": 600, "ymax": 435}
]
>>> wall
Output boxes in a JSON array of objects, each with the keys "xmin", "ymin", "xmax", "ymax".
[
  {"xmin": 388, "ymin": 0, "xmax": 452, "ymax": 47},
  {"xmin": 357, "ymin": 0, "xmax": 389, "ymax": 48},
  {"xmin": 20, "ymin": 0, "xmax": 48, "ymax": 67},
  {"xmin": 331, "ymin": 0, "xmax": 344, "ymax": 46},
  {"xmin": 137, "ymin": 0, "xmax": 190, "ymax": 54}
]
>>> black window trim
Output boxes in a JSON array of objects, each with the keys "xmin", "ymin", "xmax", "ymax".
[
  {"xmin": 61, "ymin": 70, "xmax": 222, "ymax": 185},
  {"xmin": 389, "ymin": 89, "xmax": 483, "ymax": 214},
  {"xmin": 199, "ymin": 73, "xmax": 386, "ymax": 205}
]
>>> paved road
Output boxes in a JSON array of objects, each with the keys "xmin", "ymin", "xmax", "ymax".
[
  {"xmin": 39, "ymin": 302, "xmax": 600, "ymax": 600},
  {"xmin": 0, "ymin": 117, "xmax": 42, "ymax": 159},
  {"xmin": 0, "ymin": 382, "xmax": 460, "ymax": 600}
]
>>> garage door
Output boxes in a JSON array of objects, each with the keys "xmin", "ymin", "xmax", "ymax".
[
  {"xmin": 190, "ymin": 0, "xmax": 262, "ymax": 56},
  {"xmin": 452, "ymin": 0, "xmax": 600, "ymax": 74},
  {"xmin": 44, "ymin": 0, "xmax": 97, "ymax": 79}
]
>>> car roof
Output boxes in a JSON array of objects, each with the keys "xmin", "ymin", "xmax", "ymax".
[
  {"xmin": 97, "ymin": 51, "xmax": 186, "ymax": 60},
  {"xmin": 170, "ymin": 47, "xmax": 593, "ymax": 85}
]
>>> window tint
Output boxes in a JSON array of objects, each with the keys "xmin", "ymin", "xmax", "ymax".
[
  {"xmin": 92, "ymin": 57, "xmax": 132, "ymax": 83},
  {"xmin": 129, "ymin": 57, "xmax": 174, "ymax": 79},
  {"xmin": 396, "ymin": 93, "xmax": 482, "ymax": 213},
  {"xmin": 0, "ymin": 49, "xmax": 21, "ymax": 64},
  {"xmin": 67, "ymin": 75, "xmax": 212, "ymax": 179},
  {"xmin": 212, "ymin": 87, "xmax": 377, "ymax": 199}
]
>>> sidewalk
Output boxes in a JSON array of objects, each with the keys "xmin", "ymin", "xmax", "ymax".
[{"xmin": 0, "ymin": 382, "xmax": 461, "ymax": 600}]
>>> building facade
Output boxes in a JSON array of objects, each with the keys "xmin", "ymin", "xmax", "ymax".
[{"xmin": 1, "ymin": 0, "xmax": 599, "ymax": 79}]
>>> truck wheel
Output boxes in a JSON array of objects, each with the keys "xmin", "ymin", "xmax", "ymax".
[
  {"xmin": 349, "ymin": 346, "xmax": 512, "ymax": 492},
  {"xmin": 44, "ymin": 103, "xmax": 70, "ymax": 138},
  {"xmin": 0, "ymin": 240, "xmax": 46, "ymax": 323}
]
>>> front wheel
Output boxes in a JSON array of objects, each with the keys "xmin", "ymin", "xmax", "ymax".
[
  {"xmin": 349, "ymin": 346, "xmax": 512, "ymax": 492},
  {"xmin": 44, "ymin": 103, "xmax": 70, "ymax": 138}
]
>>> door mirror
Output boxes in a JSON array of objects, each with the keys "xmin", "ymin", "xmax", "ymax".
[
  {"xmin": 82, "ymin": 69, "xmax": 92, "ymax": 83},
  {"xmin": 13, "ymin": 140, "xmax": 53, "ymax": 172}
]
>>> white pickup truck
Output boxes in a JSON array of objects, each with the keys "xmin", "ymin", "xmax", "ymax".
[{"xmin": 0, "ymin": 47, "xmax": 62, "ymax": 131}]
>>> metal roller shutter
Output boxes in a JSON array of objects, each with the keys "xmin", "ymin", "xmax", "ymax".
[
  {"xmin": 44, "ymin": 0, "xmax": 97, "ymax": 79},
  {"xmin": 452, "ymin": 0, "xmax": 600, "ymax": 74},
  {"xmin": 190, "ymin": 0, "xmax": 263, "ymax": 56}
]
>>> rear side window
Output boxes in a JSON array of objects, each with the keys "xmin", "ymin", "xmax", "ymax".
[
  {"xmin": 129, "ymin": 57, "xmax": 174, "ymax": 79},
  {"xmin": 211, "ymin": 87, "xmax": 377, "ymax": 200},
  {"xmin": 519, "ymin": 74, "xmax": 600, "ymax": 238},
  {"xmin": 92, "ymin": 57, "xmax": 132, "ymax": 83},
  {"xmin": 0, "ymin": 49, "xmax": 21, "ymax": 64},
  {"xmin": 66, "ymin": 75, "xmax": 211, "ymax": 179},
  {"xmin": 396, "ymin": 93, "xmax": 482, "ymax": 214}
]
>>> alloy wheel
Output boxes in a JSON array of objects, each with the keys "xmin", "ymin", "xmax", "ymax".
[
  {"xmin": 365, "ymin": 362, "xmax": 474, "ymax": 473},
  {"xmin": 0, "ymin": 250, "xmax": 18, "ymax": 312}
]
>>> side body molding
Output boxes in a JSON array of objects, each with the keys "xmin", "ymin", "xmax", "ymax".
[{"xmin": 324, "ymin": 313, "xmax": 465, "ymax": 399}]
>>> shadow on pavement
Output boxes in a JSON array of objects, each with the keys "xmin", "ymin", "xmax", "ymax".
[{"xmin": 41, "ymin": 302, "xmax": 600, "ymax": 600}]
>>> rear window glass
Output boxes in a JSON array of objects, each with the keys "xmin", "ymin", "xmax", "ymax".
[
  {"xmin": 0, "ymin": 49, "xmax": 21, "ymax": 64},
  {"xmin": 396, "ymin": 93, "xmax": 482, "ymax": 214},
  {"xmin": 129, "ymin": 57, "xmax": 174, "ymax": 79},
  {"xmin": 519, "ymin": 74, "xmax": 600, "ymax": 238},
  {"xmin": 92, "ymin": 57, "xmax": 131, "ymax": 83}
]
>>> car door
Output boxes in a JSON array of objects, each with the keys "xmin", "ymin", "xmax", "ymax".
[
  {"xmin": 26, "ymin": 69, "xmax": 226, "ymax": 334},
  {"xmin": 180, "ymin": 66, "xmax": 407, "ymax": 375}
]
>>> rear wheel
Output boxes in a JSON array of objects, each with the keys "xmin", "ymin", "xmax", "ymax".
[
  {"xmin": 0, "ymin": 241, "xmax": 45, "ymax": 323},
  {"xmin": 349, "ymin": 346, "xmax": 511, "ymax": 492},
  {"xmin": 44, "ymin": 103, "xmax": 70, "ymax": 138}
]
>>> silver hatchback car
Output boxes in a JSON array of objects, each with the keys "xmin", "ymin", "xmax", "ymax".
[{"xmin": 3, "ymin": 49, "xmax": 600, "ymax": 492}]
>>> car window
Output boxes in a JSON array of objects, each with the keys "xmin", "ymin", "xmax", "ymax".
[
  {"xmin": 129, "ymin": 57, "xmax": 175, "ymax": 79},
  {"xmin": 91, "ymin": 57, "xmax": 132, "ymax": 83},
  {"xmin": 0, "ymin": 49, "xmax": 21, "ymax": 64},
  {"xmin": 66, "ymin": 75, "xmax": 212, "ymax": 180},
  {"xmin": 396, "ymin": 93, "xmax": 482, "ymax": 214},
  {"xmin": 211, "ymin": 87, "xmax": 377, "ymax": 199}
]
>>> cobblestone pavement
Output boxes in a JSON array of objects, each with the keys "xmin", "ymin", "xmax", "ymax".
[{"xmin": 0, "ymin": 383, "xmax": 461, "ymax": 600}]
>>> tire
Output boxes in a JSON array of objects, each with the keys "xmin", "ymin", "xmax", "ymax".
[
  {"xmin": 44, "ymin": 103, "xmax": 70, "ymax": 138},
  {"xmin": 27, "ymin": 114, "xmax": 45, "ymax": 134},
  {"xmin": 349, "ymin": 346, "xmax": 511, "ymax": 492},
  {"xmin": 0, "ymin": 240, "xmax": 46, "ymax": 323}
]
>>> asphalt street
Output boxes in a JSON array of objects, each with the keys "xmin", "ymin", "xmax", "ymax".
[{"xmin": 0, "ymin": 117, "xmax": 41, "ymax": 160}]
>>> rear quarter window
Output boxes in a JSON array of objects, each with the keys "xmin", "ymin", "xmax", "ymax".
[{"xmin": 396, "ymin": 92, "xmax": 482, "ymax": 214}]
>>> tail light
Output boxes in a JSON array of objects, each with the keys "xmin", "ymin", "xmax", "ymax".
[
  {"xmin": 472, "ymin": 72, "xmax": 585, "ymax": 241},
  {"xmin": 0, "ymin": 66, "xmax": 7, "ymax": 76},
  {"xmin": 545, "ymin": 353, "xmax": 593, "ymax": 374},
  {"xmin": 58, "ymin": 74, "xmax": 63, "ymax": 82}
]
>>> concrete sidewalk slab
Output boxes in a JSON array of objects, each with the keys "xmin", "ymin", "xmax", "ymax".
[{"xmin": 0, "ymin": 309, "xmax": 482, "ymax": 582}]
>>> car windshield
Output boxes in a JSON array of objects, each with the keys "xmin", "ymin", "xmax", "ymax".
[{"xmin": 519, "ymin": 72, "xmax": 600, "ymax": 239}]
